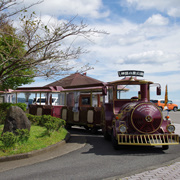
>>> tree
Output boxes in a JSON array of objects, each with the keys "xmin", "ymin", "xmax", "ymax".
[
  {"xmin": 0, "ymin": 0, "xmax": 43, "ymax": 27},
  {"xmin": 0, "ymin": 0, "xmax": 107, "ymax": 90},
  {"xmin": 0, "ymin": 23, "xmax": 34, "ymax": 90}
]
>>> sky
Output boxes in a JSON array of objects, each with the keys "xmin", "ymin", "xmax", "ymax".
[{"xmin": 18, "ymin": 0, "xmax": 180, "ymax": 107}]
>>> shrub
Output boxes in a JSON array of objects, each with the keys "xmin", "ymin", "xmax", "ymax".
[
  {"xmin": 0, "ymin": 103, "xmax": 12, "ymax": 125},
  {"xmin": 0, "ymin": 102, "xmax": 27, "ymax": 112},
  {"xmin": 44, "ymin": 122, "xmax": 56, "ymax": 136},
  {"xmin": 26, "ymin": 114, "xmax": 41, "ymax": 125},
  {"xmin": 26, "ymin": 114, "xmax": 65, "ymax": 132},
  {"xmin": 15, "ymin": 129, "xmax": 30, "ymax": 144},
  {"xmin": 40, "ymin": 115, "xmax": 51, "ymax": 126},
  {"xmin": 41, "ymin": 115, "xmax": 65, "ymax": 131},
  {"xmin": 0, "ymin": 131, "xmax": 17, "ymax": 149},
  {"xmin": 15, "ymin": 103, "xmax": 27, "ymax": 112},
  {"xmin": 0, "ymin": 109, "xmax": 7, "ymax": 125},
  {"xmin": 0, "ymin": 129, "xmax": 30, "ymax": 149},
  {"xmin": 0, "ymin": 103, "xmax": 13, "ymax": 111}
]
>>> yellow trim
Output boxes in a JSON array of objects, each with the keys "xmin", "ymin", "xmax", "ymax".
[
  {"xmin": 87, "ymin": 124, "xmax": 93, "ymax": 128},
  {"xmin": 117, "ymin": 112, "xmax": 123, "ymax": 119},
  {"xmin": 131, "ymin": 102, "xmax": 163, "ymax": 134},
  {"xmin": 117, "ymin": 134, "xmax": 179, "ymax": 146}
]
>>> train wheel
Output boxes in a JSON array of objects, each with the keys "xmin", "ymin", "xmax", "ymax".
[
  {"xmin": 162, "ymin": 145, "xmax": 169, "ymax": 150},
  {"xmin": 111, "ymin": 130, "xmax": 119, "ymax": 150}
]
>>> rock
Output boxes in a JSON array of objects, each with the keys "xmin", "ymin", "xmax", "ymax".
[{"xmin": 3, "ymin": 106, "xmax": 31, "ymax": 134}]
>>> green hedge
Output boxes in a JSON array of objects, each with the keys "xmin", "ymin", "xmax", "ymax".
[{"xmin": 26, "ymin": 114, "xmax": 66, "ymax": 132}]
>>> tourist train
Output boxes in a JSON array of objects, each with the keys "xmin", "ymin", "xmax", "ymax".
[{"xmin": 2, "ymin": 70, "xmax": 179, "ymax": 150}]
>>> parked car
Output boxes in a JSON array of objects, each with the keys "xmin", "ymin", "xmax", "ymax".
[
  {"xmin": 150, "ymin": 99, "xmax": 178, "ymax": 112},
  {"xmin": 33, "ymin": 97, "xmax": 58, "ymax": 105}
]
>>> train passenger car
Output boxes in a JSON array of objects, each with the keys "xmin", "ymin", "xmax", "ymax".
[
  {"xmin": 102, "ymin": 70, "xmax": 179, "ymax": 150},
  {"xmin": 59, "ymin": 86, "xmax": 107, "ymax": 133}
]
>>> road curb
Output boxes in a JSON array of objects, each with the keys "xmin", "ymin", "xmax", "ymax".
[{"xmin": 0, "ymin": 132, "xmax": 71, "ymax": 163}]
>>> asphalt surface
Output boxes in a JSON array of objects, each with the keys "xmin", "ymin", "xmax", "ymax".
[
  {"xmin": 0, "ymin": 111, "xmax": 179, "ymax": 180},
  {"xmin": 106, "ymin": 123, "xmax": 180, "ymax": 180}
]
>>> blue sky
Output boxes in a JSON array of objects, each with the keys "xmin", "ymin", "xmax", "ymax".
[{"xmin": 19, "ymin": 0, "xmax": 180, "ymax": 107}]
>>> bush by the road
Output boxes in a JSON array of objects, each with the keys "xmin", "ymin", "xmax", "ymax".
[
  {"xmin": 26, "ymin": 114, "xmax": 65, "ymax": 131},
  {"xmin": 0, "ymin": 129, "xmax": 30, "ymax": 149}
]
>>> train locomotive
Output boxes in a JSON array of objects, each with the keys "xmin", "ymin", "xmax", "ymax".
[{"xmin": 102, "ymin": 70, "xmax": 179, "ymax": 150}]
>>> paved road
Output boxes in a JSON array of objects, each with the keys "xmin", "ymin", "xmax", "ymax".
[
  {"xmin": 0, "ymin": 111, "xmax": 179, "ymax": 180},
  {"xmin": 0, "ymin": 129, "xmax": 179, "ymax": 180}
]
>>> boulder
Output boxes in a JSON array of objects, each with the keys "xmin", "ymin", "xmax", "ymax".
[{"xmin": 3, "ymin": 106, "xmax": 31, "ymax": 134}]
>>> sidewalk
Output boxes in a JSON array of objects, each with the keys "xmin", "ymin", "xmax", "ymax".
[{"xmin": 111, "ymin": 123, "xmax": 180, "ymax": 180}]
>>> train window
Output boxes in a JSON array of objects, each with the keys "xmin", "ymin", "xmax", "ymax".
[
  {"xmin": 58, "ymin": 93, "xmax": 65, "ymax": 105},
  {"xmin": 67, "ymin": 92, "xmax": 74, "ymax": 106},
  {"xmin": 92, "ymin": 94, "xmax": 98, "ymax": 107},
  {"xmin": 81, "ymin": 96, "xmax": 91, "ymax": 105},
  {"xmin": 37, "ymin": 98, "xmax": 46, "ymax": 103},
  {"xmin": 117, "ymin": 85, "xmax": 140, "ymax": 100}
]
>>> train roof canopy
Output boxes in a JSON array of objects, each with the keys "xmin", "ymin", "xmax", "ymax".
[
  {"xmin": 108, "ymin": 76, "xmax": 154, "ymax": 86},
  {"xmin": 44, "ymin": 73, "xmax": 105, "ymax": 89}
]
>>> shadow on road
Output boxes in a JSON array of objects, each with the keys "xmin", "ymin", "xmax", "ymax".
[{"xmin": 68, "ymin": 126, "xmax": 167, "ymax": 156}]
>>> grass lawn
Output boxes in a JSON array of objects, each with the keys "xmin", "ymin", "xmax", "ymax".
[{"xmin": 0, "ymin": 125, "xmax": 68, "ymax": 157}]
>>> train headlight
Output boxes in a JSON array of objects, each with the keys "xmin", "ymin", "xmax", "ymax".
[
  {"xmin": 119, "ymin": 124, "xmax": 127, "ymax": 133},
  {"xmin": 167, "ymin": 125, "xmax": 175, "ymax": 133}
]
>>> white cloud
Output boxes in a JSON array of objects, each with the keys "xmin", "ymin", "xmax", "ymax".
[
  {"xmin": 15, "ymin": 0, "xmax": 180, "ymax": 107},
  {"xmin": 19, "ymin": 0, "xmax": 109, "ymax": 19},
  {"xmin": 126, "ymin": 50, "xmax": 164, "ymax": 63},
  {"xmin": 168, "ymin": 7, "xmax": 180, "ymax": 17},
  {"xmin": 82, "ymin": 16, "xmax": 180, "ymax": 82},
  {"xmin": 144, "ymin": 14, "xmax": 169, "ymax": 26},
  {"xmin": 125, "ymin": 0, "xmax": 180, "ymax": 17}
]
